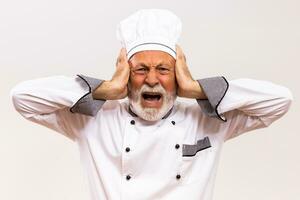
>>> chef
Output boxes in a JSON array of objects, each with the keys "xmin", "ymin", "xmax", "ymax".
[{"xmin": 10, "ymin": 9, "xmax": 293, "ymax": 200}]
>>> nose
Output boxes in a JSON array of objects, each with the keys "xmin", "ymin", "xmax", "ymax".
[{"xmin": 145, "ymin": 69, "xmax": 159, "ymax": 87}]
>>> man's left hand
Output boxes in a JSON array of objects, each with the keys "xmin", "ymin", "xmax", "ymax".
[{"xmin": 175, "ymin": 45, "xmax": 207, "ymax": 99}]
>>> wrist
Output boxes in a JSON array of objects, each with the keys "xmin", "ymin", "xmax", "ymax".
[
  {"xmin": 193, "ymin": 80, "xmax": 207, "ymax": 99},
  {"xmin": 178, "ymin": 80, "xmax": 207, "ymax": 99},
  {"xmin": 92, "ymin": 80, "xmax": 113, "ymax": 100},
  {"xmin": 92, "ymin": 80, "xmax": 127, "ymax": 100}
]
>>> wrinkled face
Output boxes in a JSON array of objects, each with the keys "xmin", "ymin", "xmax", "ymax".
[{"xmin": 128, "ymin": 50, "xmax": 177, "ymax": 121}]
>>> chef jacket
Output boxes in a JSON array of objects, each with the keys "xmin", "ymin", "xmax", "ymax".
[{"xmin": 10, "ymin": 75, "xmax": 293, "ymax": 200}]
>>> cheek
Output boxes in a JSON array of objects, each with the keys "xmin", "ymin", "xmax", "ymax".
[
  {"xmin": 129, "ymin": 74, "xmax": 145, "ymax": 90},
  {"xmin": 159, "ymin": 75, "xmax": 176, "ymax": 93}
]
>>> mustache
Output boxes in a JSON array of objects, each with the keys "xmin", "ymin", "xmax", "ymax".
[
  {"xmin": 139, "ymin": 84, "xmax": 166, "ymax": 95},
  {"xmin": 128, "ymin": 83, "xmax": 168, "ymax": 98}
]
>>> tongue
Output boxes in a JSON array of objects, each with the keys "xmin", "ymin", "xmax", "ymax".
[{"xmin": 146, "ymin": 97, "xmax": 158, "ymax": 101}]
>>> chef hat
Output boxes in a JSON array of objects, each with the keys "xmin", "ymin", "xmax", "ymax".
[{"xmin": 116, "ymin": 9, "xmax": 182, "ymax": 59}]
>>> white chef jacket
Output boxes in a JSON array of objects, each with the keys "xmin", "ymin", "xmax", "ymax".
[{"xmin": 10, "ymin": 75, "xmax": 293, "ymax": 200}]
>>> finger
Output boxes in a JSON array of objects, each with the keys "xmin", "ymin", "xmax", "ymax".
[
  {"xmin": 114, "ymin": 48, "xmax": 130, "ymax": 79},
  {"xmin": 120, "ymin": 48, "xmax": 127, "ymax": 60},
  {"xmin": 116, "ymin": 48, "xmax": 128, "ymax": 66},
  {"xmin": 175, "ymin": 45, "xmax": 186, "ymax": 62},
  {"xmin": 175, "ymin": 45, "xmax": 191, "ymax": 79}
]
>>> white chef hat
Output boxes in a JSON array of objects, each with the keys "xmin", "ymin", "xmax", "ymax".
[{"xmin": 116, "ymin": 9, "xmax": 182, "ymax": 59}]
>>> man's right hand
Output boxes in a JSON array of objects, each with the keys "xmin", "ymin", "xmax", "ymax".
[{"xmin": 92, "ymin": 48, "xmax": 130, "ymax": 100}]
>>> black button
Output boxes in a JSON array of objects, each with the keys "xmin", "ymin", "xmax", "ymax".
[
  {"xmin": 176, "ymin": 174, "xmax": 181, "ymax": 180},
  {"xmin": 126, "ymin": 175, "xmax": 131, "ymax": 180},
  {"xmin": 125, "ymin": 147, "xmax": 130, "ymax": 152},
  {"xmin": 130, "ymin": 120, "xmax": 135, "ymax": 125},
  {"xmin": 175, "ymin": 144, "xmax": 180, "ymax": 149},
  {"xmin": 171, "ymin": 121, "xmax": 175, "ymax": 125}
]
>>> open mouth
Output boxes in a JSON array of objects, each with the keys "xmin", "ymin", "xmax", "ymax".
[{"xmin": 142, "ymin": 92, "xmax": 162, "ymax": 101}]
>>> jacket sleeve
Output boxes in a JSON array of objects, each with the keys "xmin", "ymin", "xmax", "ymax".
[
  {"xmin": 10, "ymin": 74, "xmax": 105, "ymax": 140},
  {"xmin": 196, "ymin": 77, "xmax": 293, "ymax": 141}
]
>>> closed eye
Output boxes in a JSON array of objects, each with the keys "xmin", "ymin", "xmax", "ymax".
[
  {"xmin": 133, "ymin": 67, "xmax": 148, "ymax": 74},
  {"xmin": 157, "ymin": 67, "xmax": 170, "ymax": 74},
  {"xmin": 158, "ymin": 67, "xmax": 169, "ymax": 71}
]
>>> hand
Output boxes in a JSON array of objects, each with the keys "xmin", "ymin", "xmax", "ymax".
[
  {"xmin": 92, "ymin": 48, "xmax": 130, "ymax": 100},
  {"xmin": 175, "ymin": 45, "xmax": 207, "ymax": 99}
]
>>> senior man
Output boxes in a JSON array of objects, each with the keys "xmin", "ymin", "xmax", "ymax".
[{"xmin": 10, "ymin": 9, "xmax": 292, "ymax": 200}]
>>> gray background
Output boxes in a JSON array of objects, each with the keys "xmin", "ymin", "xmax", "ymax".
[{"xmin": 1, "ymin": 0, "xmax": 299, "ymax": 199}]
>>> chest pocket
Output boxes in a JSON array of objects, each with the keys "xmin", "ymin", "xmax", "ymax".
[
  {"xmin": 182, "ymin": 136, "xmax": 211, "ymax": 157},
  {"xmin": 179, "ymin": 136, "xmax": 213, "ymax": 184}
]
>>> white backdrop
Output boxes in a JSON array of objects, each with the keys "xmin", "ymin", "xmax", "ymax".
[{"xmin": 1, "ymin": 0, "xmax": 299, "ymax": 199}]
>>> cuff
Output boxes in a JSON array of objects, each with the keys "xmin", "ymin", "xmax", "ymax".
[
  {"xmin": 196, "ymin": 76, "xmax": 229, "ymax": 122},
  {"xmin": 70, "ymin": 74, "xmax": 106, "ymax": 116}
]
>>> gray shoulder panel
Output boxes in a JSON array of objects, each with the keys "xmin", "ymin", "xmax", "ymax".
[
  {"xmin": 196, "ymin": 76, "xmax": 229, "ymax": 122},
  {"xmin": 69, "ymin": 74, "xmax": 106, "ymax": 116}
]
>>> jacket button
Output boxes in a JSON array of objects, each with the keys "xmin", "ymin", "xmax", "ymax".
[
  {"xmin": 175, "ymin": 144, "xmax": 180, "ymax": 149},
  {"xmin": 176, "ymin": 174, "xmax": 181, "ymax": 180},
  {"xmin": 125, "ymin": 147, "xmax": 130, "ymax": 152},
  {"xmin": 171, "ymin": 121, "xmax": 175, "ymax": 125},
  {"xmin": 126, "ymin": 175, "xmax": 131, "ymax": 180},
  {"xmin": 130, "ymin": 120, "xmax": 135, "ymax": 125}
]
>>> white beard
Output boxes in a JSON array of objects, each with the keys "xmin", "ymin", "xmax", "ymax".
[{"xmin": 128, "ymin": 83, "xmax": 176, "ymax": 122}]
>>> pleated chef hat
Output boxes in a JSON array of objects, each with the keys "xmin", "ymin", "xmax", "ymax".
[{"xmin": 116, "ymin": 9, "xmax": 182, "ymax": 59}]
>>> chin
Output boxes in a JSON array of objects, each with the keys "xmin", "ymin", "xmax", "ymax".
[{"xmin": 138, "ymin": 108, "xmax": 163, "ymax": 121}]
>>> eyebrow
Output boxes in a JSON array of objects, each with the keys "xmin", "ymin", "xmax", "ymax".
[{"xmin": 135, "ymin": 63, "xmax": 170, "ymax": 68}]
